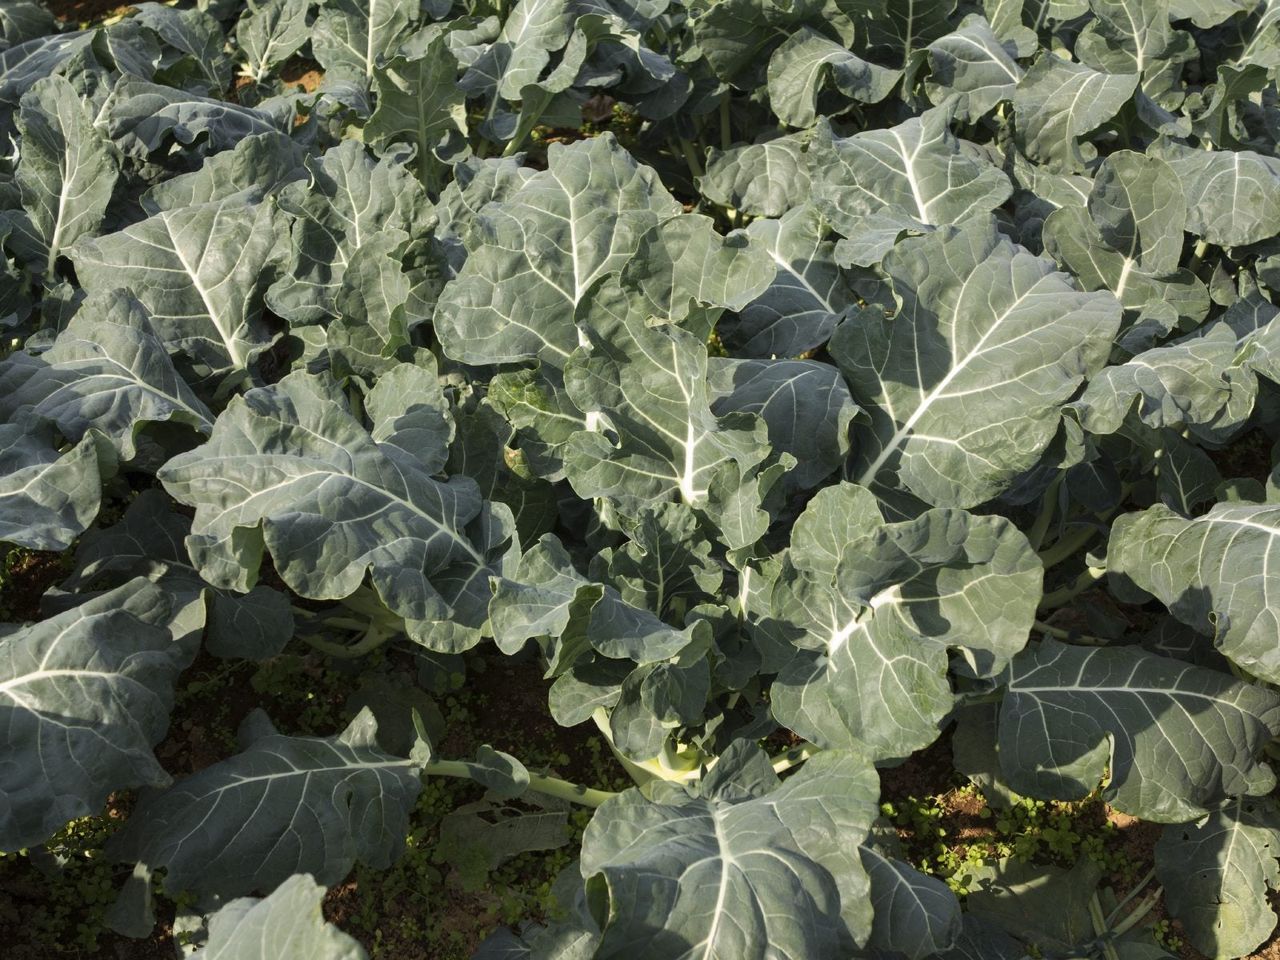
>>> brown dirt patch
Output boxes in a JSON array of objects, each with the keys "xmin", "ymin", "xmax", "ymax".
[
  {"xmin": 1, "ymin": 548, "xmax": 72, "ymax": 621},
  {"xmin": 45, "ymin": 0, "xmax": 134, "ymax": 25},
  {"xmin": 280, "ymin": 56, "xmax": 324, "ymax": 94}
]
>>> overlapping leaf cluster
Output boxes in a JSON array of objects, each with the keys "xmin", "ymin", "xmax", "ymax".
[{"xmin": 4, "ymin": 0, "xmax": 1280, "ymax": 957}]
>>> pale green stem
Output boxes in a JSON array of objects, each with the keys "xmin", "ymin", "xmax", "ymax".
[
  {"xmin": 1039, "ymin": 566, "xmax": 1106, "ymax": 610},
  {"xmin": 1089, "ymin": 893, "xmax": 1123, "ymax": 960},
  {"xmin": 1108, "ymin": 887, "xmax": 1162, "ymax": 938},
  {"xmin": 1187, "ymin": 239, "xmax": 1211, "ymax": 274},
  {"xmin": 299, "ymin": 627, "xmax": 393, "ymax": 659},
  {"xmin": 677, "ymin": 136, "xmax": 704, "ymax": 180},
  {"xmin": 1103, "ymin": 866, "xmax": 1156, "ymax": 927},
  {"xmin": 423, "ymin": 760, "xmax": 616, "ymax": 807},
  {"xmin": 771, "ymin": 743, "xmax": 820, "ymax": 774},
  {"xmin": 1026, "ymin": 474, "xmax": 1064, "ymax": 552},
  {"xmin": 1032, "ymin": 620, "xmax": 1111, "ymax": 646},
  {"xmin": 1037, "ymin": 523, "xmax": 1100, "ymax": 570}
]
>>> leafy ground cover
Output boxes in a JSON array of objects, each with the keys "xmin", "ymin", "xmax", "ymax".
[{"xmin": 6, "ymin": 0, "xmax": 1280, "ymax": 958}]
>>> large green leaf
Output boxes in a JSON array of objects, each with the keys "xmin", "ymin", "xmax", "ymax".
[
  {"xmin": 766, "ymin": 26, "xmax": 899, "ymax": 129},
  {"xmin": 832, "ymin": 215, "xmax": 1121, "ymax": 507},
  {"xmin": 267, "ymin": 139, "xmax": 428, "ymax": 324},
  {"xmin": 1013, "ymin": 55, "xmax": 1138, "ymax": 173},
  {"xmin": 1087, "ymin": 150, "xmax": 1186, "ymax": 277},
  {"xmin": 721, "ymin": 204, "xmax": 855, "ymax": 359},
  {"xmin": 311, "ymin": 0, "xmax": 417, "ymax": 80},
  {"xmin": 158, "ymin": 369, "xmax": 486, "ymax": 627},
  {"xmin": 103, "ymin": 79, "xmax": 287, "ymax": 159},
  {"xmin": 0, "ymin": 580, "xmax": 194, "ymax": 852},
  {"xmin": 1156, "ymin": 797, "xmax": 1280, "ymax": 959},
  {"xmin": 707, "ymin": 357, "xmax": 857, "ymax": 490},
  {"xmin": 235, "ymin": 0, "xmax": 310, "ymax": 82},
  {"xmin": 999, "ymin": 640, "xmax": 1280, "ymax": 821},
  {"xmin": 860, "ymin": 841, "xmax": 962, "ymax": 958},
  {"xmin": 811, "ymin": 106, "xmax": 1012, "ymax": 233},
  {"xmin": 700, "ymin": 135, "xmax": 811, "ymax": 220},
  {"xmin": 489, "ymin": 533, "xmax": 703, "ymax": 669},
  {"xmin": 1158, "ymin": 141, "xmax": 1280, "ymax": 247},
  {"xmin": 580, "ymin": 748, "xmax": 880, "ymax": 958},
  {"xmin": 2, "ymin": 75, "xmax": 117, "ymax": 276},
  {"xmin": 365, "ymin": 36, "xmax": 468, "ymax": 187},
  {"xmin": 0, "ymin": 414, "xmax": 105, "ymax": 550},
  {"xmin": 1109, "ymin": 501, "xmax": 1280, "ymax": 683},
  {"xmin": 925, "ymin": 15, "xmax": 1024, "ymax": 120},
  {"xmin": 1072, "ymin": 322, "xmax": 1255, "ymax": 438},
  {"xmin": 434, "ymin": 135, "xmax": 680, "ymax": 367},
  {"xmin": 563, "ymin": 279, "xmax": 772, "ymax": 513},
  {"xmin": 194, "ymin": 874, "xmax": 368, "ymax": 960},
  {"xmin": 69, "ymin": 196, "xmax": 284, "ymax": 383},
  {"xmin": 0, "ymin": 289, "xmax": 214, "ymax": 460},
  {"xmin": 772, "ymin": 506, "xmax": 1040, "ymax": 759},
  {"xmin": 108, "ymin": 708, "xmax": 423, "ymax": 902},
  {"xmin": 62, "ymin": 489, "xmax": 294, "ymax": 661}
]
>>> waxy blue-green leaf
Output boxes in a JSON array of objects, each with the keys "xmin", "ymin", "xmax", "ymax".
[
  {"xmin": 267, "ymin": 140, "xmax": 428, "ymax": 324},
  {"xmin": 0, "ymin": 31, "xmax": 94, "ymax": 116},
  {"xmin": 860, "ymin": 841, "xmax": 962, "ymax": 958},
  {"xmin": 1014, "ymin": 55, "xmax": 1138, "ymax": 173},
  {"xmin": 592, "ymin": 501, "xmax": 722, "ymax": 617},
  {"xmin": 861, "ymin": 0, "xmax": 957, "ymax": 61},
  {"xmin": 1158, "ymin": 142, "xmax": 1280, "ymax": 247},
  {"xmin": 580, "ymin": 749, "xmax": 880, "ymax": 958},
  {"xmin": 0, "ymin": 290, "xmax": 214, "ymax": 461},
  {"xmin": 721, "ymin": 204, "xmax": 855, "ymax": 359},
  {"xmin": 787, "ymin": 482, "xmax": 884, "ymax": 580},
  {"xmin": 999, "ymin": 640, "xmax": 1280, "ymax": 821},
  {"xmin": 311, "ymin": 0, "xmax": 418, "ymax": 81},
  {"xmin": 1041, "ymin": 203, "xmax": 1209, "ymax": 339},
  {"xmin": 159, "ymin": 370, "xmax": 485, "ymax": 628},
  {"xmin": 193, "ymin": 874, "xmax": 368, "ymax": 960},
  {"xmin": 0, "ymin": 580, "xmax": 194, "ymax": 852},
  {"xmin": 70, "ymin": 196, "xmax": 284, "ymax": 382},
  {"xmin": 708, "ymin": 357, "xmax": 857, "ymax": 490},
  {"xmin": 617, "ymin": 214, "xmax": 776, "ymax": 326},
  {"xmin": 1109, "ymin": 501, "xmax": 1280, "ymax": 684},
  {"xmin": 327, "ymin": 229, "xmax": 414, "ymax": 378},
  {"xmin": 811, "ymin": 107, "xmax": 1012, "ymax": 234},
  {"xmin": 489, "ymin": 533, "xmax": 703, "ymax": 668},
  {"xmin": 366, "ymin": 36, "xmax": 469, "ymax": 186},
  {"xmin": 2, "ymin": 75, "xmax": 117, "ymax": 276},
  {"xmin": 833, "ymin": 216, "xmax": 1121, "ymax": 507},
  {"xmin": 925, "ymin": 15, "xmax": 1024, "ymax": 120},
  {"xmin": 1074, "ymin": 0, "xmax": 1176, "ymax": 82},
  {"xmin": 131, "ymin": 2, "xmax": 230, "ymax": 95},
  {"xmin": 766, "ymin": 26, "xmax": 900, "ymax": 129},
  {"xmin": 103, "ymin": 79, "xmax": 288, "ymax": 158},
  {"xmin": 435, "ymin": 135, "xmax": 680, "ymax": 367},
  {"xmin": 1088, "ymin": 150, "xmax": 1186, "ymax": 277},
  {"xmin": 109, "ymin": 708, "xmax": 423, "ymax": 902},
  {"xmin": 0, "ymin": 415, "xmax": 105, "ymax": 550},
  {"xmin": 140, "ymin": 132, "xmax": 307, "ymax": 212},
  {"xmin": 62, "ymin": 489, "xmax": 294, "ymax": 661},
  {"xmin": 1075, "ymin": 327, "xmax": 1244, "ymax": 440},
  {"xmin": 563, "ymin": 279, "xmax": 772, "ymax": 512},
  {"xmin": 459, "ymin": 0, "xmax": 572, "ymax": 101},
  {"xmin": 235, "ymin": 0, "xmax": 310, "ymax": 83},
  {"xmin": 0, "ymin": 2, "xmax": 54, "ymax": 50},
  {"xmin": 691, "ymin": 0, "xmax": 851, "ymax": 88},
  {"xmin": 1156, "ymin": 797, "xmax": 1280, "ymax": 960},
  {"xmin": 700, "ymin": 135, "xmax": 811, "ymax": 220},
  {"xmin": 772, "ymin": 508, "xmax": 1040, "ymax": 759}
]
